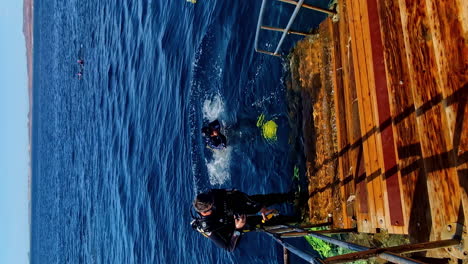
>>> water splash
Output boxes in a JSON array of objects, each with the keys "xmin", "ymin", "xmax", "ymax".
[
  {"xmin": 257, "ymin": 114, "xmax": 278, "ymax": 141},
  {"xmin": 201, "ymin": 94, "xmax": 231, "ymax": 186},
  {"xmin": 202, "ymin": 94, "xmax": 224, "ymax": 122},
  {"xmin": 206, "ymin": 146, "xmax": 232, "ymax": 185}
]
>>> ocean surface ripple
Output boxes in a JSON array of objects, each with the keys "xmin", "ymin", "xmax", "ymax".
[{"xmin": 31, "ymin": 0, "xmax": 328, "ymax": 263}]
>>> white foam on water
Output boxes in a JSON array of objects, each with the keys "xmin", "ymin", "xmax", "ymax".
[
  {"xmin": 202, "ymin": 93, "xmax": 224, "ymax": 122},
  {"xmin": 206, "ymin": 146, "xmax": 232, "ymax": 186},
  {"xmin": 201, "ymin": 94, "xmax": 231, "ymax": 186}
]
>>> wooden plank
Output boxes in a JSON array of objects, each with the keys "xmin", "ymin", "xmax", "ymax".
[
  {"xmin": 329, "ymin": 17, "xmax": 354, "ymax": 229},
  {"xmin": 366, "ymin": 0, "xmax": 405, "ymax": 234},
  {"xmin": 376, "ymin": 0, "xmax": 430, "ymax": 238},
  {"xmin": 338, "ymin": 0, "xmax": 368, "ymax": 232},
  {"xmin": 398, "ymin": 0, "xmax": 462, "ymax": 242},
  {"xmin": 298, "ymin": 22, "xmax": 341, "ymax": 225},
  {"xmin": 349, "ymin": 0, "xmax": 389, "ymax": 231},
  {"xmin": 304, "ymin": 35, "xmax": 333, "ymax": 225},
  {"xmin": 355, "ymin": 144, "xmax": 372, "ymax": 232},
  {"xmin": 459, "ymin": 0, "xmax": 468, "ymax": 35},
  {"xmin": 423, "ymin": 0, "xmax": 468, "ymax": 229},
  {"xmin": 347, "ymin": 50, "xmax": 370, "ymax": 231},
  {"xmin": 423, "ymin": 0, "xmax": 466, "ymax": 130},
  {"xmin": 347, "ymin": 0, "xmax": 374, "ymax": 233},
  {"xmin": 357, "ymin": 0, "xmax": 388, "ymax": 231},
  {"xmin": 347, "ymin": 1, "xmax": 378, "ymax": 230},
  {"xmin": 318, "ymin": 20, "xmax": 341, "ymax": 228}
]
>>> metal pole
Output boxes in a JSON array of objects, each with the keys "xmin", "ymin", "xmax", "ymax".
[
  {"xmin": 323, "ymin": 239, "xmax": 461, "ymax": 264},
  {"xmin": 299, "ymin": 222, "xmax": 333, "ymax": 229},
  {"xmin": 267, "ymin": 227, "xmax": 302, "ymax": 234},
  {"xmin": 280, "ymin": 228, "xmax": 358, "ymax": 238},
  {"xmin": 254, "ymin": 0, "xmax": 268, "ymax": 52},
  {"xmin": 274, "ymin": 0, "xmax": 305, "ymax": 55},
  {"xmin": 256, "ymin": 49, "xmax": 281, "ymax": 57},
  {"xmin": 307, "ymin": 232, "xmax": 429, "ymax": 264},
  {"xmin": 265, "ymin": 232, "xmax": 322, "ymax": 264},
  {"xmin": 277, "ymin": 0, "xmax": 336, "ymax": 15},
  {"xmin": 261, "ymin": 25, "xmax": 310, "ymax": 36}
]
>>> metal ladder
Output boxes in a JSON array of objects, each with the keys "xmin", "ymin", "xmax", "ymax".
[
  {"xmin": 262, "ymin": 222, "xmax": 462, "ymax": 264},
  {"xmin": 254, "ymin": 0, "xmax": 336, "ymax": 57}
]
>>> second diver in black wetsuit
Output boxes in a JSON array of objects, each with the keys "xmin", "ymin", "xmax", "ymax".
[{"xmin": 201, "ymin": 120, "xmax": 227, "ymax": 150}]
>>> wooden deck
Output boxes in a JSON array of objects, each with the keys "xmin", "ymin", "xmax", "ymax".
[{"xmin": 290, "ymin": 0, "xmax": 467, "ymax": 258}]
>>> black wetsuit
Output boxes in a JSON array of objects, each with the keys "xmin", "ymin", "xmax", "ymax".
[
  {"xmin": 193, "ymin": 189, "xmax": 296, "ymax": 251},
  {"xmin": 202, "ymin": 120, "xmax": 227, "ymax": 149}
]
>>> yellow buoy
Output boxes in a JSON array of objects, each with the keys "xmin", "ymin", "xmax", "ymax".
[{"xmin": 257, "ymin": 114, "xmax": 278, "ymax": 141}]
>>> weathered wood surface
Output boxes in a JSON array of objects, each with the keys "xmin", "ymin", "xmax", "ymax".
[
  {"xmin": 376, "ymin": 0, "xmax": 431, "ymax": 239},
  {"xmin": 347, "ymin": 0, "xmax": 387, "ymax": 231},
  {"xmin": 367, "ymin": 0, "xmax": 405, "ymax": 234},
  {"xmin": 293, "ymin": 0, "xmax": 467, "ymax": 252},
  {"xmin": 330, "ymin": 16, "xmax": 354, "ymax": 229},
  {"xmin": 336, "ymin": 0, "xmax": 466, "ymax": 240},
  {"xmin": 309, "ymin": 20, "xmax": 340, "ymax": 226},
  {"xmin": 336, "ymin": 0, "xmax": 366, "ymax": 231},
  {"xmin": 288, "ymin": 23, "xmax": 342, "ymax": 226},
  {"xmin": 397, "ymin": 0, "xmax": 463, "ymax": 247}
]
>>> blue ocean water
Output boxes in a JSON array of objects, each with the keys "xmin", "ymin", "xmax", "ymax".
[{"xmin": 31, "ymin": 0, "xmax": 329, "ymax": 263}]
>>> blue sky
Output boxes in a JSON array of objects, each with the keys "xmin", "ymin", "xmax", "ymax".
[{"xmin": 0, "ymin": 1, "xmax": 30, "ymax": 264}]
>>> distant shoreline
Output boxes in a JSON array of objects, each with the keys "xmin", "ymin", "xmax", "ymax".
[{"xmin": 23, "ymin": 0, "xmax": 33, "ymax": 228}]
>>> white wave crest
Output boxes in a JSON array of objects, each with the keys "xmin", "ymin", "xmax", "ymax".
[
  {"xmin": 202, "ymin": 94, "xmax": 224, "ymax": 122},
  {"xmin": 206, "ymin": 146, "xmax": 232, "ymax": 186}
]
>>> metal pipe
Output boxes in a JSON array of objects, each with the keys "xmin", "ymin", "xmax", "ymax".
[
  {"xmin": 265, "ymin": 232, "xmax": 322, "ymax": 264},
  {"xmin": 307, "ymin": 232, "xmax": 429, "ymax": 264},
  {"xmin": 313, "ymin": 228, "xmax": 357, "ymax": 234},
  {"xmin": 256, "ymin": 49, "xmax": 281, "ymax": 57},
  {"xmin": 267, "ymin": 227, "xmax": 302, "ymax": 234},
  {"xmin": 277, "ymin": 0, "xmax": 336, "ymax": 15},
  {"xmin": 299, "ymin": 222, "xmax": 333, "ymax": 229},
  {"xmin": 280, "ymin": 228, "xmax": 358, "ymax": 238},
  {"xmin": 308, "ymin": 232, "xmax": 368, "ymax": 251},
  {"xmin": 254, "ymin": 0, "xmax": 268, "ymax": 52},
  {"xmin": 261, "ymin": 25, "xmax": 310, "ymax": 36},
  {"xmin": 323, "ymin": 239, "xmax": 460, "ymax": 263},
  {"xmin": 274, "ymin": 0, "xmax": 305, "ymax": 55}
]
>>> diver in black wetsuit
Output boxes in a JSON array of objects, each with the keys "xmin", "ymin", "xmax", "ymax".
[
  {"xmin": 191, "ymin": 189, "xmax": 298, "ymax": 252},
  {"xmin": 201, "ymin": 120, "xmax": 227, "ymax": 149}
]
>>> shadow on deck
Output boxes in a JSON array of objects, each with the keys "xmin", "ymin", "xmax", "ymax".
[{"xmin": 287, "ymin": 0, "xmax": 467, "ymax": 260}]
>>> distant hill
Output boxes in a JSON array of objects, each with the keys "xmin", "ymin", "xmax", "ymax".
[
  {"xmin": 23, "ymin": 0, "xmax": 33, "ymax": 135},
  {"xmin": 23, "ymin": 0, "xmax": 33, "ymax": 216},
  {"xmin": 23, "ymin": 0, "xmax": 34, "ymax": 126}
]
